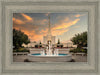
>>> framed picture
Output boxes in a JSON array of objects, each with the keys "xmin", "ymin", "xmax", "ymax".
[
  {"xmin": 13, "ymin": 12, "xmax": 88, "ymax": 62},
  {"xmin": 0, "ymin": 0, "xmax": 99, "ymax": 75}
]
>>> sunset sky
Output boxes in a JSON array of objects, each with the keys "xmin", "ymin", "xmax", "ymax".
[{"xmin": 13, "ymin": 12, "xmax": 88, "ymax": 43}]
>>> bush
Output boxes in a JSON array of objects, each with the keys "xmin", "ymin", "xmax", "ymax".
[
  {"xmin": 39, "ymin": 45, "xmax": 42, "ymax": 47},
  {"xmin": 13, "ymin": 48, "xmax": 29, "ymax": 52},
  {"xmin": 61, "ymin": 45, "xmax": 63, "ymax": 48},
  {"xmin": 70, "ymin": 49, "xmax": 74, "ymax": 52},
  {"xmin": 24, "ymin": 59, "xmax": 30, "ymax": 62},
  {"xmin": 57, "ymin": 45, "xmax": 60, "ymax": 47},
  {"xmin": 70, "ymin": 48, "xmax": 87, "ymax": 53},
  {"xmin": 35, "ymin": 45, "xmax": 38, "ymax": 48}
]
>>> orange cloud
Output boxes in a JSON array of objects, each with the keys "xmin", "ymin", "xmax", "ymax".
[
  {"xmin": 13, "ymin": 18, "xmax": 25, "ymax": 25},
  {"xmin": 75, "ymin": 14, "xmax": 81, "ymax": 17},
  {"xmin": 75, "ymin": 14, "xmax": 85, "ymax": 17},
  {"xmin": 22, "ymin": 30, "xmax": 44, "ymax": 42},
  {"xmin": 35, "ymin": 19, "xmax": 48, "ymax": 25},
  {"xmin": 40, "ymin": 29, "xmax": 48, "ymax": 35},
  {"xmin": 52, "ymin": 29, "xmax": 69, "ymax": 36},
  {"xmin": 41, "ymin": 19, "xmax": 48, "ymax": 25},
  {"xmin": 52, "ymin": 19, "xmax": 80, "ymax": 30},
  {"xmin": 21, "ymin": 13, "xmax": 33, "ymax": 21},
  {"xmin": 13, "ymin": 26, "xmax": 43, "ymax": 42}
]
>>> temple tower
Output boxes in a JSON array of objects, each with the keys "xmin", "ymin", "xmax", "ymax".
[
  {"xmin": 43, "ymin": 16, "xmax": 55, "ymax": 44},
  {"xmin": 48, "ymin": 16, "xmax": 51, "ymax": 36},
  {"xmin": 47, "ymin": 16, "xmax": 52, "ymax": 41}
]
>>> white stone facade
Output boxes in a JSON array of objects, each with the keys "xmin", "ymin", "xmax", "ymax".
[{"xmin": 43, "ymin": 36, "xmax": 56, "ymax": 44}]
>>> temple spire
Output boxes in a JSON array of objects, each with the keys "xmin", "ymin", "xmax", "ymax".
[{"xmin": 48, "ymin": 16, "xmax": 51, "ymax": 36}]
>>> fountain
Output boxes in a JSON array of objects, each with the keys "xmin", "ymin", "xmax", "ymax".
[
  {"xmin": 28, "ymin": 41, "xmax": 72, "ymax": 62},
  {"xmin": 41, "ymin": 41, "xmax": 59, "ymax": 56},
  {"xmin": 40, "ymin": 41, "xmax": 59, "ymax": 56}
]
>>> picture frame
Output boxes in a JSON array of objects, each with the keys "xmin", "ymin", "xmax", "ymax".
[{"xmin": 0, "ymin": 0, "xmax": 99, "ymax": 75}]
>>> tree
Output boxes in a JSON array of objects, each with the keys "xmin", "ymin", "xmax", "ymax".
[
  {"xmin": 71, "ymin": 31, "xmax": 87, "ymax": 48},
  {"xmin": 40, "ymin": 41, "xmax": 42, "ymax": 44},
  {"xmin": 13, "ymin": 29, "xmax": 30, "ymax": 49},
  {"xmin": 61, "ymin": 45, "xmax": 63, "ymax": 48},
  {"xmin": 57, "ymin": 39, "xmax": 60, "ymax": 44},
  {"xmin": 35, "ymin": 45, "xmax": 38, "ymax": 48}
]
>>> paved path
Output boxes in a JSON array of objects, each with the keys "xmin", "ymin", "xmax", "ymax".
[{"xmin": 72, "ymin": 55, "xmax": 87, "ymax": 62}]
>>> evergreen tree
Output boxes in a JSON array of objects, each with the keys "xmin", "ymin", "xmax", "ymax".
[
  {"xmin": 57, "ymin": 39, "xmax": 60, "ymax": 44},
  {"xmin": 40, "ymin": 41, "xmax": 42, "ymax": 44}
]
